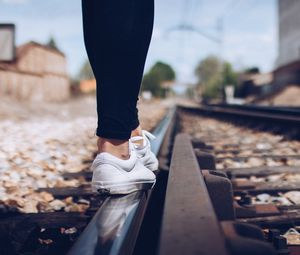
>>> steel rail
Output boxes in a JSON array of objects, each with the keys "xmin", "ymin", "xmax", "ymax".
[
  {"xmin": 159, "ymin": 133, "xmax": 229, "ymax": 255},
  {"xmin": 208, "ymin": 103, "xmax": 300, "ymax": 116},
  {"xmin": 202, "ymin": 105, "xmax": 300, "ymax": 123},
  {"xmin": 178, "ymin": 104, "xmax": 300, "ymax": 139}
]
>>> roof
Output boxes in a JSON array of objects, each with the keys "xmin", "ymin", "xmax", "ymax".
[
  {"xmin": 241, "ymin": 72, "xmax": 273, "ymax": 86},
  {"xmin": 0, "ymin": 40, "xmax": 65, "ymax": 73},
  {"xmin": 251, "ymin": 73, "xmax": 273, "ymax": 86},
  {"xmin": 16, "ymin": 41, "xmax": 65, "ymax": 58},
  {"xmin": 274, "ymin": 59, "xmax": 300, "ymax": 75},
  {"xmin": 256, "ymin": 85, "xmax": 300, "ymax": 106}
]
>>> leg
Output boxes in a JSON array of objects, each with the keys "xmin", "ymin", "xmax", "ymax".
[
  {"xmin": 82, "ymin": 0, "xmax": 154, "ymax": 141},
  {"xmin": 82, "ymin": 0, "xmax": 157, "ymax": 195}
]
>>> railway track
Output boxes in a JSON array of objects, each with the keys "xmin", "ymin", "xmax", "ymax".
[
  {"xmin": 0, "ymin": 107, "xmax": 177, "ymax": 255},
  {"xmin": 181, "ymin": 103, "xmax": 300, "ymax": 139},
  {"xmin": 1, "ymin": 103, "xmax": 300, "ymax": 255},
  {"xmin": 177, "ymin": 105, "xmax": 300, "ymax": 255}
]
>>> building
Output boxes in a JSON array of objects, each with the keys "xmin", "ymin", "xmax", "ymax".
[
  {"xmin": 277, "ymin": 0, "xmax": 300, "ymax": 67},
  {"xmin": 0, "ymin": 41, "xmax": 70, "ymax": 102},
  {"xmin": 234, "ymin": 1, "xmax": 300, "ymax": 105},
  {"xmin": 238, "ymin": 72, "xmax": 273, "ymax": 98},
  {"xmin": 274, "ymin": 0, "xmax": 300, "ymax": 86}
]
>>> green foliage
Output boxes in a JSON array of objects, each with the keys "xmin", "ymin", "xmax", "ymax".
[
  {"xmin": 222, "ymin": 62, "xmax": 237, "ymax": 87},
  {"xmin": 47, "ymin": 36, "xmax": 59, "ymax": 51},
  {"xmin": 141, "ymin": 61, "xmax": 176, "ymax": 97},
  {"xmin": 204, "ymin": 74, "xmax": 223, "ymax": 99},
  {"xmin": 149, "ymin": 61, "xmax": 176, "ymax": 81},
  {"xmin": 194, "ymin": 55, "xmax": 237, "ymax": 99},
  {"xmin": 195, "ymin": 55, "xmax": 222, "ymax": 84},
  {"xmin": 77, "ymin": 59, "xmax": 95, "ymax": 81},
  {"xmin": 195, "ymin": 55, "xmax": 222, "ymax": 99},
  {"xmin": 142, "ymin": 73, "xmax": 161, "ymax": 97}
]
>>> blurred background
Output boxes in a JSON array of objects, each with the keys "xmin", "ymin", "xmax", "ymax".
[
  {"xmin": 0, "ymin": 0, "xmax": 299, "ymax": 213},
  {"xmin": 1, "ymin": 0, "xmax": 299, "ymax": 105}
]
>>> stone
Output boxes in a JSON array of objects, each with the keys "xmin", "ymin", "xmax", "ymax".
[
  {"xmin": 49, "ymin": 199, "xmax": 66, "ymax": 211},
  {"xmin": 283, "ymin": 191, "xmax": 300, "ymax": 204},
  {"xmin": 39, "ymin": 192, "xmax": 54, "ymax": 202}
]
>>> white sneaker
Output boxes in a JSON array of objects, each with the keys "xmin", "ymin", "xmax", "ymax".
[
  {"xmin": 91, "ymin": 142, "xmax": 156, "ymax": 195},
  {"xmin": 130, "ymin": 130, "xmax": 159, "ymax": 171}
]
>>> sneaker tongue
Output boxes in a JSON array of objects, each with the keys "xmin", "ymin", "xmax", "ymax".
[
  {"xmin": 130, "ymin": 130, "xmax": 155, "ymax": 148},
  {"xmin": 130, "ymin": 135, "xmax": 146, "ymax": 147}
]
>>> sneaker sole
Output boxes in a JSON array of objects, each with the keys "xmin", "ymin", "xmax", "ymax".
[{"xmin": 92, "ymin": 180, "xmax": 156, "ymax": 195}]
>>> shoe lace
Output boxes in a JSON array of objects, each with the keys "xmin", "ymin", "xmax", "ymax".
[
  {"xmin": 142, "ymin": 130, "xmax": 156, "ymax": 140},
  {"xmin": 130, "ymin": 130, "xmax": 156, "ymax": 148}
]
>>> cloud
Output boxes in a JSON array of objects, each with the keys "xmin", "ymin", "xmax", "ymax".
[
  {"xmin": 223, "ymin": 31, "xmax": 277, "ymax": 72},
  {"xmin": 0, "ymin": 0, "xmax": 28, "ymax": 4},
  {"xmin": 0, "ymin": 0, "xmax": 278, "ymax": 80},
  {"xmin": 152, "ymin": 28, "xmax": 162, "ymax": 40}
]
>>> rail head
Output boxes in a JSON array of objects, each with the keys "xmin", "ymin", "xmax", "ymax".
[
  {"xmin": 159, "ymin": 133, "xmax": 229, "ymax": 255},
  {"xmin": 208, "ymin": 103, "xmax": 300, "ymax": 115},
  {"xmin": 204, "ymin": 104, "xmax": 300, "ymax": 123}
]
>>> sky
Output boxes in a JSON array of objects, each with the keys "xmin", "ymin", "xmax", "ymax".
[{"xmin": 0, "ymin": 0, "xmax": 278, "ymax": 84}]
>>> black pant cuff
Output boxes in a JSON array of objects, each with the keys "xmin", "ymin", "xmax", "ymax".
[{"xmin": 96, "ymin": 129, "xmax": 131, "ymax": 140}]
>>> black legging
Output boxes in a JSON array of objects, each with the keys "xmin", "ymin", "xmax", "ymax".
[{"xmin": 82, "ymin": 0, "xmax": 154, "ymax": 140}]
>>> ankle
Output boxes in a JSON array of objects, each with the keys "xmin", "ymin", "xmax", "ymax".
[
  {"xmin": 131, "ymin": 125, "xmax": 144, "ymax": 146},
  {"xmin": 97, "ymin": 138, "xmax": 130, "ymax": 160},
  {"xmin": 131, "ymin": 125, "xmax": 142, "ymax": 137}
]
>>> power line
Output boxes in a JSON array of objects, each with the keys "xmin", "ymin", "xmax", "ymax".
[
  {"xmin": 187, "ymin": 0, "xmax": 202, "ymax": 27},
  {"xmin": 219, "ymin": 0, "xmax": 244, "ymax": 19}
]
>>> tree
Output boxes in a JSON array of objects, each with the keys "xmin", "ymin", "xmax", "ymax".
[
  {"xmin": 142, "ymin": 73, "xmax": 160, "ymax": 96},
  {"xmin": 222, "ymin": 62, "xmax": 237, "ymax": 87},
  {"xmin": 47, "ymin": 36, "xmax": 59, "ymax": 51},
  {"xmin": 194, "ymin": 55, "xmax": 238, "ymax": 100},
  {"xmin": 194, "ymin": 55, "xmax": 223, "ymax": 99},
  {"xmin": 148, "ymin": 61, "xmax": 176, "ymax": 82},
  {"xmin": 244, "ymin": 67, "xmax": 260, "ymax": 74},
  {"xmin": 195, "ymin": 55, "xmax": 222, "ymax": 85},
  {"xmin": 141, "ymin": 61, "xmax": 176, "ymax": 97},
  {"xmin": 77, "ymin": 59, "xmax": 94, "ymax": 81}
]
